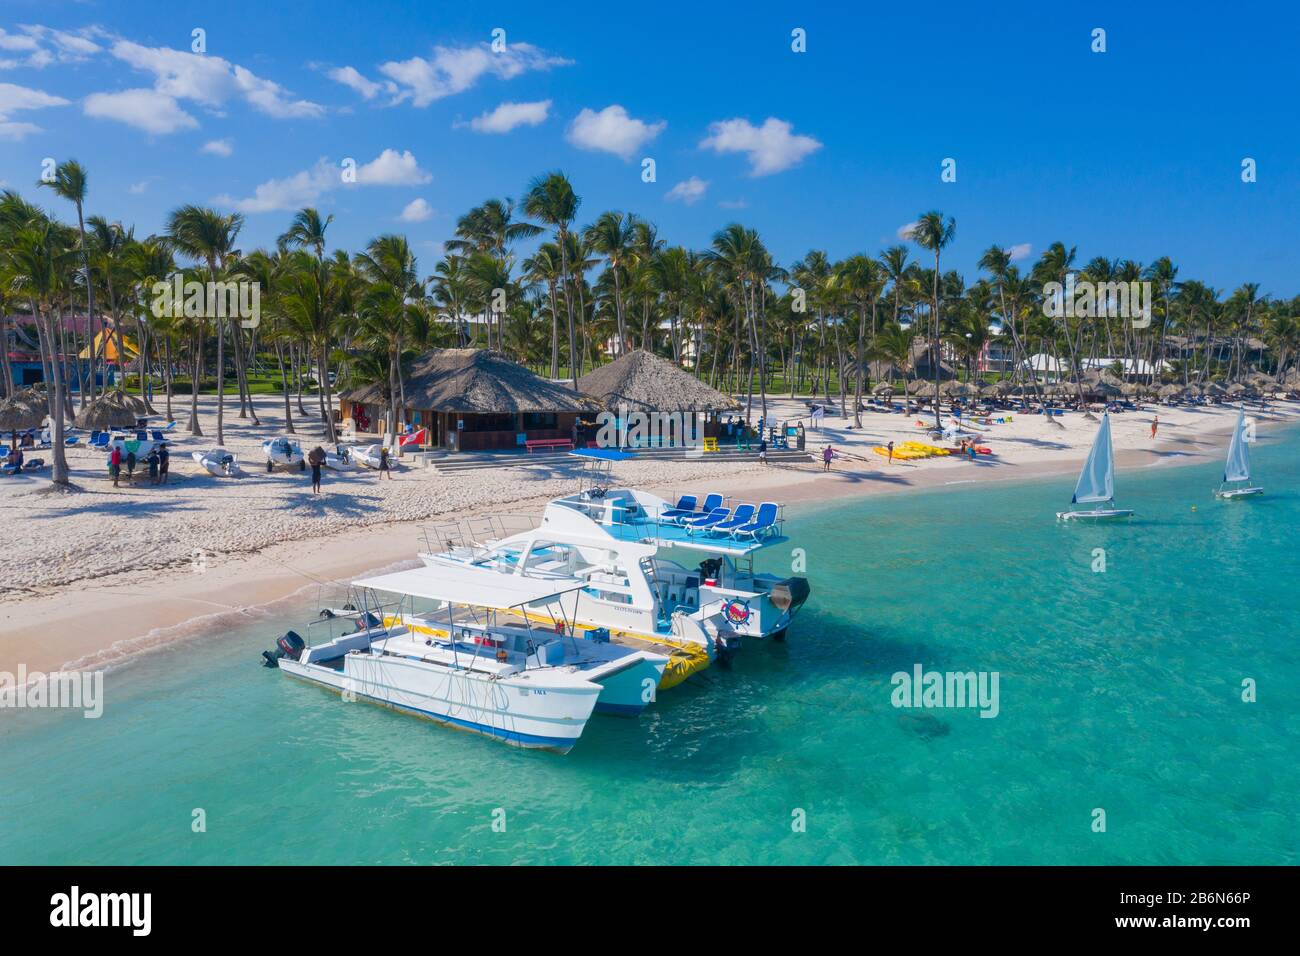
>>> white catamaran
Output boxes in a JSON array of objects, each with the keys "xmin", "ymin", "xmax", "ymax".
[
  {"xmin": 1057, "ymin": 412, "xmax": 1135, "ymax": 521},
  {"xmin": 261, "ymin": 567, "xmax": 668, "ymax": 752},
  {"xmin": 1215, "ymin": 406, "xmax": 1263, "ymax": 499}
]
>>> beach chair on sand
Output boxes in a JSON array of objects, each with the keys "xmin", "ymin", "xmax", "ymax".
[
  {"xmin": 708, "ymin": 503, "xmax": 756, "ymax": 536},
  {"xmin": 731, "ymin": 502, "xmax": 779, "ymax": 541},
  {"xmin": 151, "ymin": 430, "xmax": 165, "ymax": 442},
  {"xmin": 683, "ymin": 507, "xmax": 730, "ymax": 534},
  {"xmin": 91, "ymin": 433, "xmax": 110, "ymax": 448}
]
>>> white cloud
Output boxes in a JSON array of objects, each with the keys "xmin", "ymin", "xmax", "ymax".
[
  {"xmin": 0, "ymin": 80, "xmax": 70, "ymax": 139},
  {"xmin": 327, "ymin": 65, "xmax": 386, "ymax": 100},
  {"xmin": 84, "ymin": 88, "xmax": 198, "ymax": 135},
  {"xmin": 1008, "ymin": 243, "xmax": 1032, "ymax": 261},
  {"xmin": 665, "ymin": 176, "xmax": 708, "ymax": 205},
  {"xmin": 896, "ymin": 221, "xmax": 919, "ymax": 240},
  {"xmin": 128, "ymin": 181, "xmax": 149, "ymax": 194},
  {"xmin": 467, "ymin": 99, "xmax": 550, "ymax": 133},
  {"xmin": 214, "ymin": 149, "xmax": 432, "ymax": 214},
  {"xmin": 567, "ymin": 105, "xmax": 664, "ymax": 160},
  {"xmin": 1, "ymin": 26, "xmax": 101, "ymax": 69},
  {"xmin": 378, "ymin": 41, "xmax": 569, "ymax": 108},
  {"xmin": 399, "ymin": 198, "xmax": 434, "ymax": 222},
  {"xmin": 355, "ymin": 148, "xmax": 432, "ymax": 185},
  {"xmin": 201, "ymin": 138, "xmax": 233, "ymax": 157},
  {"xmin": 700, "ymin": 117, "xmax": 821, "ymax": 175},
  {"xmin": 107, "ymin": 39, "xmax": 323, "ymax": 122}
]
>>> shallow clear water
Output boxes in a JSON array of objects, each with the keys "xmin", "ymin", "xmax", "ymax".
[{"xmin": 2, "ymin": 428, "xmax": 1298, "ymax": 864}]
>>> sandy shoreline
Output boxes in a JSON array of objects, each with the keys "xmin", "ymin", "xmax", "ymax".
[{"xmin": 2, "ymin": 394, "xmax": 1294, "ymax": 675}]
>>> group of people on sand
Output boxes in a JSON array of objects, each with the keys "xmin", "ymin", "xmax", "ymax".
[
  {"xmin": 307, "ymin": 443, "xmax": 391, "ymax": 495},
  {"xmin": 109, "ymin": 442, "xmax": 169, "ymax": 487}
]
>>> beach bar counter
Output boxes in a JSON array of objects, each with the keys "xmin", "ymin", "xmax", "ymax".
[{"xmin": 339, "ymin": 348, "xmax": 595, "ymax": 452}]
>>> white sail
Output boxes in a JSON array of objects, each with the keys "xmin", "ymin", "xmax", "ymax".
[
  {"xmin": 1223, "ymin": 407, "xmax": 1251, "ymax": 483},
  {"xmin": 1072, "ymin": 413, "xmax": 1115, "ymax": 504}
]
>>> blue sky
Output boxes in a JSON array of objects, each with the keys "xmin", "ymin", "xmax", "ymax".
[{"xmin": 2, "ymin": 0, "xmax": 1298, "ymax": 294}]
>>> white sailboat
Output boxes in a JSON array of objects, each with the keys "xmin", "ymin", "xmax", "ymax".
[
  {"xmin": 1215, "ymin": 407, "xmax": 1263, "ymax": 499},
  {"xmin": 1057, "ymin": 412, "xmax": 1135, "ymax": 521}
]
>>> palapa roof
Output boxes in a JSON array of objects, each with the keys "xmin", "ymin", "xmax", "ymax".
[
  {"xmin": 0, "ymin": 396, "xmax": 46, "ymax": 431},
  {"xmin": 341, "ymin": 348, "xmax": 594, "ymax": 414},
  {"xmin": 73, "ymin": 390, "xmax": 148, "ymax": 429},
  {"xmin": 576, "ymin": 349, "xmax": 739, "ymax": 413}
]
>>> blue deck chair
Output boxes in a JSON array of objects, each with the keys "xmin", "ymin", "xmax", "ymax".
[
  {"xmin": 161, "ymin": 421, "xmax": 177, "ymax": 431},
  {"xmin": 659, "ymin": 494, "xmax": 698, "ymax": 521},
  {"xmin": 64, "ymin": 436, "xmax": 79, "ymax": 445},
  {"xmin": 664, "ymin": 492, "xmax": 723, "ymax": 525},
  {"xmin": 683, "ymin": 507, "xmax": 730, "ymax": 534},
  {"xmin": 151, "ymin": 430, "xmax": 165, "ymax": 442},
  {"xmin": 708, "ymin": 503, "xmax": 756, "ymax": 535},
  {"xmin": 91, "ymin": 433, "xmax": 110, "ymax": 448},
  {"xmin": 732, "ymin": 502, "xmax": 779, "ymax": 541}
]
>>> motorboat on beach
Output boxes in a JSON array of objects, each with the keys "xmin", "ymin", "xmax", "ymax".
[
  {"xmin": 262, "ymin": 566, "xmax": 665, "ymax": 752},
  {"xmin": 263, "ymin": 436, "xmax": 306, "ymax": 472},
  {"xmin": 417, "ymin": 450, "xmax": 811, "ymax": 688},
  {"xmin": 352, "ymin": 443, "xmax": 394, "ymax": 470},
  {"xmin": 192, "ymin": 447, "xmax": 243, "ymax": 477}
]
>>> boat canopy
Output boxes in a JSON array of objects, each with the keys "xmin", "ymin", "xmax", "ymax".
[{"xmin": 353, "ymin": 564, "xmax": 584, "ymax": 611}]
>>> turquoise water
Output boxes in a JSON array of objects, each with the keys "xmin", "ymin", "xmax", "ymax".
[{"xmin": 2, "ymin": 431, "xmax": 1298, "ymax": 865}]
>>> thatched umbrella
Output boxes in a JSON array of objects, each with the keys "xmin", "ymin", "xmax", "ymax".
[
  {"xmin": 74, "ymin": 391, "xmax": 146, "ymax": 430},
  {"xmin": 872, "ymin": 382, "xmax": 895, "ymax": 396},
  {"xmin": 1203, "ymin": 382, "xmax": 1228, "ymax": 397},
  {"xmin": 0, "ymin": 396, "xmax": 47, "ymax": 439},
  {"xmin": 992, "ymin": 379, "xmax": 1017, "ymax": 394},
  {"xmin": 1225, "ymin": 382, "xmax": 1247, "ymax": 396},
  {"xmin": 1157, "ymin": 383, "xmax": 1183, "ymax": 400}
]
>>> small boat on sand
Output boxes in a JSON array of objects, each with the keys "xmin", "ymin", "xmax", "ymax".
[{"xmin": 192, "ymin": 447, "xmax": 243, "ymax": 477}]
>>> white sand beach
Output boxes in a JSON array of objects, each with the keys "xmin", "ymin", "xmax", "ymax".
[{"xmin": 2, "ymin": 393, "xmax": 1295, "ymax": 675}]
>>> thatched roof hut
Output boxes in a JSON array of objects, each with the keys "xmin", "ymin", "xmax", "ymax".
[
  {"xmin": 339, "ymin": 349, "xmax": 597, "ymax": 452},
  {"xmin": 74, "ymin": 391, "xmax": 147, "ymax": 430},
  {"xmin": 576, "ymin": 349, "xmax": 737, "ymax": 413},
  {"xmin": 344, "ymin": 349, "xmax": 594, "ymax": 414}
]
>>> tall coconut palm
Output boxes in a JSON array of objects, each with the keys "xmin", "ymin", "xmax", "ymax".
[
  {"xmin": 5, "ymin": 218, "xmax": 73, "ymax": 485},
  {"xmin": 522, "ymin": 243, "xmax": 565, "ymax": 376},
  {"xmin": 167, "ymin": 205, "xmax": 244, "ymax": 442},
  {"xmin": 523, "ymin": 172, "xmax": 581, "ymax": 387},
  {"xmin": 38, "ymin": 160, "xmax": 99, "ymax": 405},
  {"xmin": 584, "ymin": 211, "xmax": 635, "ymax": 355},
  {"xmin": 909, "ymin": 212, "xmax": 956, "ymax": 426},
  {"xmin": 354, "ymin": 234, "xmax": 419, "ymax": 441},
  {"xmin": 278, "ymin": 207, "xmax": 333, "ymax": 261}
]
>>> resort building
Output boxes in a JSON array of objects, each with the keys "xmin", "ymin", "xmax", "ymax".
[{"xmin": 338, "ymin": 347, "xmax": 595, "ymax": 452}]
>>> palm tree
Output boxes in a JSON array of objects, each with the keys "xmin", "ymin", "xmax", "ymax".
[
  {"xmin": 38, "ymin": 161, "xmax": 99, "ymax": 405},
  {"xmin": 523, "ymin": 172, "xmax": 581, "ymax": 387},
  {"xmin": 278, "ymin": 208, "xmax": 333, "ymax": 261},
  {"xmin": 522, "ymin": 243, "xmax": 565, "ymax": 376},
  {"xmin": 166, "ymin": 205, "xmax": 244, "ymax": 442},
  {"xmin": 909, "ymin": 212, "xmax": 956, "ymax": 426},
  {"xmin": 354, "ymin": 234, "xmax": 419, "ymax": 442},
  {"xmin": 584, "ymin": 211, "xmax": 635, "ymax": 354},
  {"xmin": 5, "ymin": 218, "xmax": 73, "ymax": 485}
]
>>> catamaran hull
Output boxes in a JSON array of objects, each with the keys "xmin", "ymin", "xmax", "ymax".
[
  {"xmin": 1216, "ymin": 487, "xmax": 1263, "ymax": 499},
  {"xmin": 277, "ymin": 655, "xmax": 598, "ymax": 753},
  {"xmin": 589, "ymin": 656, "xmax": 665, "ymax": 716},
  {"xmin": 1056, "ymin": 509, "xmax": 1135, "ymax": 521}
]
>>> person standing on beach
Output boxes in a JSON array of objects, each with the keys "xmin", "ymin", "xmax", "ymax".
[
  {"xmin": 158, "ymin": 443, "xmax": 169, "ymax": 484},
  {"xmin": 378, "ymin": 445, "xmax": 391, "ymax": 479},
  {"xmin": 822, "ymin": 445, "xmax": 834, "ymax": 472},
  {"xmin": 110, "ymin": 444, "xmax": 122, "ymax": 487},
  {"xmin": 1151, "ymin": 415, "xmax": 1159, "ymax": 440},
  {"xmin": 887, "ymin": 440, "xmax": 895, "ymax": 464},
  {"xmin": 758, "ymin": 436, "xmax": 768, "ymax": 465}
]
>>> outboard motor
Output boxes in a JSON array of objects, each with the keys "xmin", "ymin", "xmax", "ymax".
[
  {"xmin": 261, "ymin": 629, "xmax": 305, "ymax": 668},
  {"xmin": 766, "ymin": 578, "xmax": 810, "ymax": 642}
]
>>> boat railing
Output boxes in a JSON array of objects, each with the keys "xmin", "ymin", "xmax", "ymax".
[
  {"xmin": 420, "ymin": 513, "xmax": 542, "ymax": 558},
  {"xmin": 303, "ymin": 598, "xmax": 404, "ymax": 648}
]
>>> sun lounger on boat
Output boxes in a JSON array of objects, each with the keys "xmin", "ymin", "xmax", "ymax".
[
  {"xmin": 663, "ymin": 492, "xmax": 723, "ymax": 524},
  {"xmin": 683, "ymin": 507, "xmax": 730, "ymax": 533},
  {"xmin": 731, "ymin": 502, "xmax": 779, "ymax": 541},
  {"xmin": 708, "ymin": 503, "xmax": 756, "ymax": 535},
  {"xmin": 659, "ymin": 494, "xmax": 698, "ymax": 521}
]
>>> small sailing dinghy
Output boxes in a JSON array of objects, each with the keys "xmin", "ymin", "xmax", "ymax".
[
  {"xmin": 1057, "ymin": 412, "xmax": 1134, "ymax": 521},
  {"xmin": 1215, "ymin": 407, "xmax": 1263, "ymax": 499}
]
